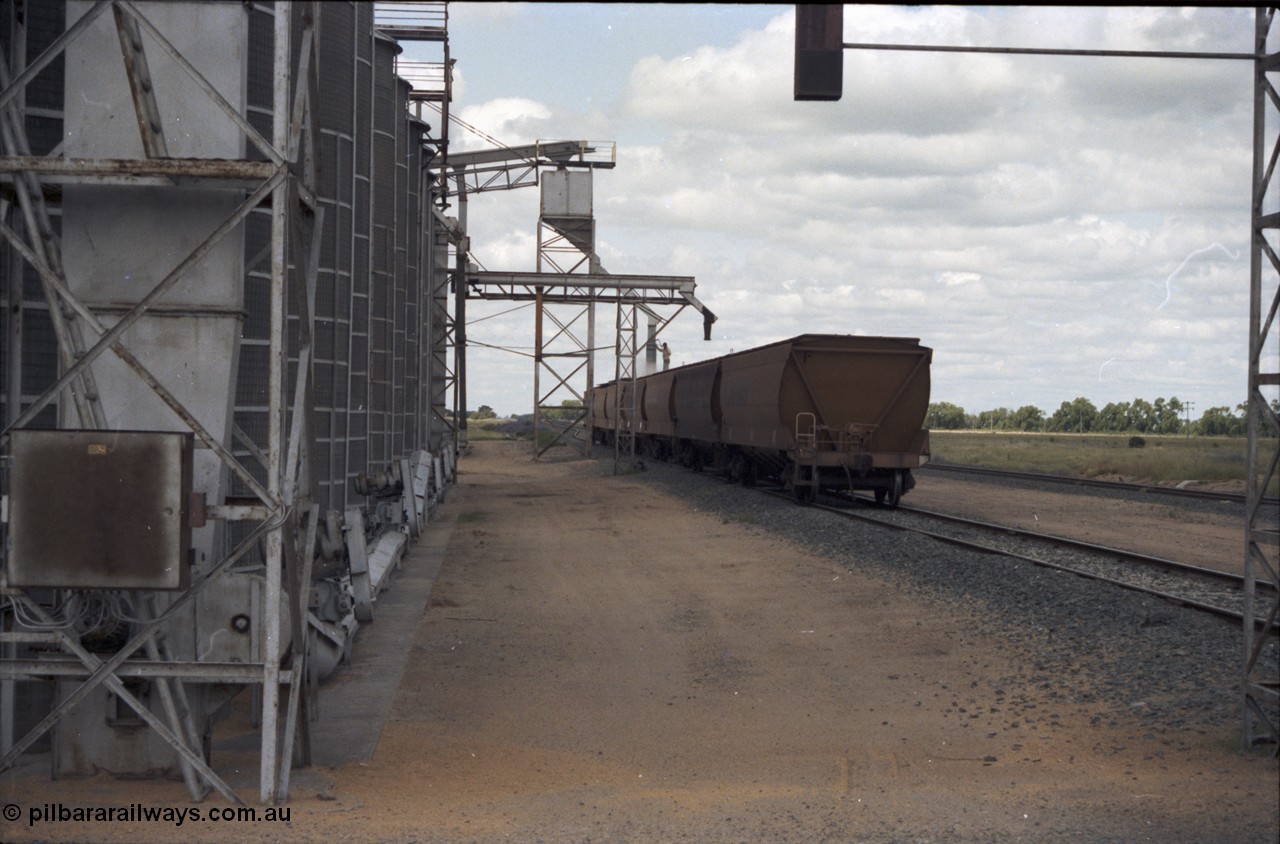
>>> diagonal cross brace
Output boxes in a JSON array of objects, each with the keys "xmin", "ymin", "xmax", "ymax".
[
  {"xmin": 112, "ymin": 3, "xmax": 168, "ymax": 159},
  {"xmin": 0, "ymin": 509, "xmax": 287, "ymax": 798},
  {"xmin": 115, "ymin": 0, "xmax": 281, "ymax": 164},
  {"xmin": 0, "ymin": 1, "xmax": 112, "ymax": 113},
  {"xmin": 535, "ymin": 408, "xmax": 588, "ymax": 458},
  {"xmin": 0, "ymin": 167, "xmax": 285, "ymax": 463},
  {"xmin": 10, "ymin": 600, "xmax": 240, "ymax": 803},
  {"xmin": 277, "ymin": 504, "xmax": 319, "ymax": 798},
  {"xmin": 0, "ymin": 218, "xmax": 276, "ymax": 505}
]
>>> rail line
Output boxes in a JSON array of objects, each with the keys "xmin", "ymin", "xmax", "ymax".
[
  {"xmin": 758, "ymin": 485, "xmax": 1276, "ymax": 629},
  {"xmin": 921, "ymin": 461, "xmax": 1279, "ymax": 507}
]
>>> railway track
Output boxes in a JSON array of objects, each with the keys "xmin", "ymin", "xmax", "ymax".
[
  {"xmin": 759, "ymin": 485, "xmax": 1277, "ymax": 629},
  {"xmin": 921, "ymin": 461, "xmax": 1279, "ymax": 507}
]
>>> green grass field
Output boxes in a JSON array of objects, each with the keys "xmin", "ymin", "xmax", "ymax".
[
  {"xmin": 462, "ymin": 417, "xmax": 567, "ymax": 451},
  {"xmin": 462, "ymin": 418, "xmax": 512, "ymax": 441},
  {"xmin": 929, "ymin": 430, "xmax": 1277, "ymax": 494}
]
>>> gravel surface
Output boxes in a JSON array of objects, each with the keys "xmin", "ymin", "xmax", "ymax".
[
  {"xmin": 614, "ymin": 455, "xmax": 1280, "ymax": 745},
  {"xmin": 1, "ymin": 444, "xmax": 1274, "ymax": 844}
]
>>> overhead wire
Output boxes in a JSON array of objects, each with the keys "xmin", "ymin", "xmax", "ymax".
[
  {"xmin": 420, "ymin": 99, "xmax": 542, "ymax": 167},
  {"xmin": 466, "ymin": 302, "xmax": 534, "ymax": 325},
  {"xmin": 465, "ymin": 339, "xmax": 536, "ymax": 359}
]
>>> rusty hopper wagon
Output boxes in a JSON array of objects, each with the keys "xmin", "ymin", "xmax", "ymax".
[{"xmin": 590, "ymin": 334, "xmax": 932, "ymax": 506}]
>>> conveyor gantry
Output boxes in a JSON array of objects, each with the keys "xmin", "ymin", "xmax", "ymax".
[{"xmin": 444, "ymin": 140, "xmax": 615, "ymax": 196}]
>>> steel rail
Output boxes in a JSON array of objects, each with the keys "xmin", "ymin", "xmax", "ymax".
[
  {"xmin": 890, "ymin": 500, "xmax": 1262, "ymax": 590},
  {"xmin": 922, "ymin": 462, "xmax": 1278, "ymax": 507},
  {"xmin": 758, "ymin": 486, "xmax": 1275, "ymax": 628}
]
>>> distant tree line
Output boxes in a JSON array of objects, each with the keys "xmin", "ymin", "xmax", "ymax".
[
  {"xmin": 926, "ymin": 397, "xmax": 1279, "ymax": 436},
  {"xmin": 466, "ymin": 399, "xmax": 583, "ymax": 422}
]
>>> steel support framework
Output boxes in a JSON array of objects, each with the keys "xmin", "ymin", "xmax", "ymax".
[
  {"xmin": 532, "ymin": 164, "xmax": 603, "ymax": 459},
  {"xmin": 432, "ymin": 138, "xmax": 715, "ymax": 462},
  {"xmin": 466, "ymin": 271, "xmax": 713, "ymax": 459},
  {"xmin": 431, "ymin": 207, "xmax": 461, "ymax": 453},
  {"xmin": 451, "ymin": 181, "xmax": 470, "ymax": 450},
  {"xmin": 533, "ymin": 284, "xmax": 592, "ymax": 458},
  {"xmin": 613, "ymin": 302, "xmax": 639, "ymax": 472},
  {"xmin": 1245, "ymin": 7, "xmax": 1280, "ymax": 752},
  {"xmin": 446, "ymin": 140, "xmax": 610, "ymax": 197},
  {"xmin": 439, "ymin": 142, "xmax": 610, "ymax": 452},
  {"xmin": 0, "ymin": 0, "xmax": 322, "ymax": 804}
]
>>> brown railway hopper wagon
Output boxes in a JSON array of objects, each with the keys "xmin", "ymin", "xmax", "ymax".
[
  {"xmin": 592, "ymin": 380, "xmax": 645, "ymax": 435},
  {"xmin": 589, "ymin": 334, "xmax": 931, "ymax": 506},
  {"xmin": 591, "ymin": 379, "xmax": 615, "ymax": 433},
  {"xmin": 640, "ymin": 369, "xmax": 677, "ymax": 442},
  {"xmin": 718, "ymin": 334, "xmax": 931, "ymax": 505},
  {"xmin": 667, "ymin": 358, "xmax": 721, "ymax": 468},
  {"xmin": 591, "ymin": 358, "xmax": 721, "ymax": 467}
]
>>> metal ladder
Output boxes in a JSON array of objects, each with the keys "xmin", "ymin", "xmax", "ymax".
[{"xmin": 794, "ymin": 412, "xmax": 818, "ymax": 499}]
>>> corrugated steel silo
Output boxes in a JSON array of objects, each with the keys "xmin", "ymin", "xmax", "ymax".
[
  {"xmin": 314, "ymin": 0, "xmax": 359, "ymax": 513},
  {"xmin": 0, "ymin": 0, "xmax": 66, "ymax": 432},
  {"xmin": 368, "ymin": 31, "xmax": 398, "ymax": 469}
]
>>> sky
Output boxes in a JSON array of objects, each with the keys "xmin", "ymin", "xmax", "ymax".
[{"xmin": 400, "ymin": 3, "xmax": 1274, "ymax": 420}]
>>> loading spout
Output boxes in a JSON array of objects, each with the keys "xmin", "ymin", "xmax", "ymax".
[{"xmin": 676, "ymin": 285, "xmax": 717, "ymax": 340}]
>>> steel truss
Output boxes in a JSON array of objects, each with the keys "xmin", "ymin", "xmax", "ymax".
[
  {"xmin": 446, "ymin": 140, "xmax": 614, "ymax": 197},
  {"xmin": 0, "ymin": 0, "xmax": 322, "ymax": 803},
  {"xmin": 446, "ymin": 143, "xmax": 617, "ymax": 456},
  {"xmin": 613, "ymin": 302, "xmax": 639, "ymax": 472},
  {"xmin": 1246, "ymin": 7, "xmax": 1280, "ymax": 753},
  {"xmin": 435, "ymin": 138, "xmax": 714, "ymax": 458},
  {"xmin": 465, "ymin": 272, "xmax": 711, "ymax": 460},
  {"xmin": 431, "ymin": 208, "xmax": 461, "ymax": 452}
]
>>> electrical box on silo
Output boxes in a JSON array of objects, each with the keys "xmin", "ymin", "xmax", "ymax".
[
  {"xmin": 6, "ymin": 430, "xmax": 192, "ymax": 590},
  {"xmin": 541, "ymin": 169, "xmax": 593, "ymax": 218}
]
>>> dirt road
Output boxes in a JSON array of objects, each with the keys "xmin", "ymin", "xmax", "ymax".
[{"xmin": 1, "ymin": 439, "xmax": 1275, "ymax": 843}]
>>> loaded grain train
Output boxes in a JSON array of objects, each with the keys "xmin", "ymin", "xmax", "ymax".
[{"xmin": 590, "ymin": 335, "xmax": 932, "ymax": 506}]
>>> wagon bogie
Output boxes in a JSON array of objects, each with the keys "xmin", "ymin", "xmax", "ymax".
[{"xmin": 639, "ymin": 434, "xmax": 672, "ymax": 462}]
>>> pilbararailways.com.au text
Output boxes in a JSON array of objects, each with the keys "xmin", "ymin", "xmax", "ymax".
[{"xmin": 6, "ymin": 802, "xmax": 291, "ymax": 828}]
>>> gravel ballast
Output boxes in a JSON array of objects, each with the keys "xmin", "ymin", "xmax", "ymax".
[{"xmin": 608, "ymin": 454, "xmax": 1280, "ymax": 746}]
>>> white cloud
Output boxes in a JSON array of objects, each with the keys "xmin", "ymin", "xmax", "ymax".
[
  {"xmin": 449, "ymin": 5, "xmax": 1260, "ymax": 416},
  {"xmin": 937, "ymin": 272, "xmax": 981, "ymax": 287},
  {"xmin": 455, "ymin": 98, "xmax": 552, "ymax": 150},
  {"xmin": 448, "ymin": 2, "xmax": 529, "ymax": 27},
  {"xmin": 470, "ymin": 229, "xmax": 538, "ymax": 271}
]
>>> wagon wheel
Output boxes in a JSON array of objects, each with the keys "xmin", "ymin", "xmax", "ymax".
[{"xmin": 883, "ymin": 470, "xmax": 904, "ymax": 508}]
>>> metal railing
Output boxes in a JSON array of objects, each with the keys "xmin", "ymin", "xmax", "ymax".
[{"xmin": 374, "ymin": 2, "xmax": 447, "ymax": 34}]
